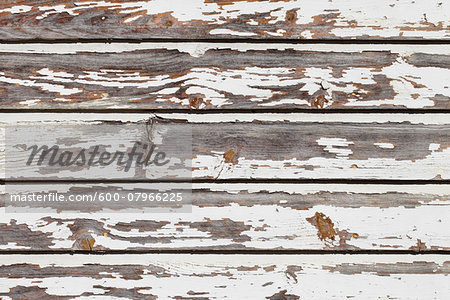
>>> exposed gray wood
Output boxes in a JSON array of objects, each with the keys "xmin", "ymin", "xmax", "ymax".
[
  {"xmin": 1, "ymin": 114, "xmax": 450, "ymax": 180},
  {"xmin": 0, "ymin": 44, "xmax": 449, "ymax": 110},
  {"xmin": 0, "ymin": 183, "xmax": 449, "ymax": 251},
  {"xmin": 1, "ymin": 0, "xmax": 449, "ymax": 294},
  {"xmin": 0, "ymin": 254, "xmax": 448, "ymax": 299},
  {"xmin": 0, "ymin": 1, "xmax": 449, "ymax": 40}
]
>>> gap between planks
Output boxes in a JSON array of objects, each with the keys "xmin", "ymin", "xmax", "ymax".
[
  {"xmin": 3, "ymin": 179, "xmax": 450, "ymax": 184},
  {"xmin": 0, "ymin": 250, "xmax": 449, "ymax": 255},
  {"xmin": 2, "ymin": 39, "xmax": 450, "ymax": 45},
  {"xmin": 1, "ymin": 109, "xmax": 450, "ymax": 114},
  {"xmin": 2, "ymin": 112, "xmax": 450, "ymax": 123}
]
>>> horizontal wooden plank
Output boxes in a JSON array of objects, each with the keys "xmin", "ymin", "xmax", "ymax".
[
  {"xmin": 0, "ymin": 44, "xmax": 449, "ymax": 110},
  {"xmin": 1, "ymin": 113, "xmax": 450, "ymax": 180},
  {"xmin": 0, "ymin": 254, "xmax": 448, "ymax": 299},
  {"xmin": 1, "ymin": 183, "xmax": 449, "ymax": 251},
  {"xmin": 0, "ymin": 1, "xmax": 449, "ymax": 40}
]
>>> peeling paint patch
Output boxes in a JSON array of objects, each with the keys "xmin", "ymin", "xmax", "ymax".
[
  {"xmin": 374, "ymin": 143, "xmax": 395, "ymax": 149},
  {"xmin": 317, "ymin": 138, "xmax": 354, "ymax": 158},
  {"xmin": 209, "ymin": 29, "xmax": 257, "ymax": 37}
]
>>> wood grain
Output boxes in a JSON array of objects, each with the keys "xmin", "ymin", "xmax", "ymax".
[
  {"xmin": 0, "ymin": 44, "xmax": 449, "ymax": 110},
  {"xmin": 0, "ymin": 1, "xmax": 449, "ymax": 40},
  {"xmin": 1, "ymin": 183, "xmax": 449, "ymax": 251},
  {"xmin": 1, "ymin": 0, "xmax": 449, "ymax": 294},
  {"xmin": 0, "ymin": 254, "xmax": 448, "ymax": 299},
  {"xmin": 1, "ymin": 113, "xmax": 450, "ymax": 180}
]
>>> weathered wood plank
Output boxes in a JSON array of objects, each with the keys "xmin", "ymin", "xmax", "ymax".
[
  {"xmin": 1, "ymin": 44, "xmax": 449, "ymax": 110},
  {"xmin": 0, "ymin": 254, "xmax": 448, "ymax": 299},
  {"xmin": 0, "ymin": 1, "xmax": 449, "ymax": 40},
  {"xmin": 1, "ymin": 183, "xmax": 449, "ymax": 251},
  {"xmin": 1, "ymin": 113, "xmax": 450, "ymax": 180}
]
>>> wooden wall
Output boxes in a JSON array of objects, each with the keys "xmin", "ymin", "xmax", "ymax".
[{"xmin": 0, "ymin": 1, "xmax": 449, "ymax": 298}]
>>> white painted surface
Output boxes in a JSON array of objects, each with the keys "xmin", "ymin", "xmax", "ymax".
[
  {"xmin": 1, "ymin": 183, "xmax": 449, "ymax": 250},
  {"xmin": 1, "ymin": 0, "xmax": 449, "ymax": 39},
  {"xmin": 0, "ymin": 255, "xmax": 448, "ymax": 299}
]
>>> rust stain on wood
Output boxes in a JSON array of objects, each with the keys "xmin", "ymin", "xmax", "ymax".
[
  {"xmin": 223, "ymin": 149, "xmax": 237, "ymax": 164},
  {"xmin": 306, "ymin": 212, "xmax": 360, "ymax": 249},
  {"xmin": 307, "ymin": 212, "xmax": 337, "ymax": 241},
  {"xmin": 80, "ymin": 237, "xmax": 96, "ymax": 251}
]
